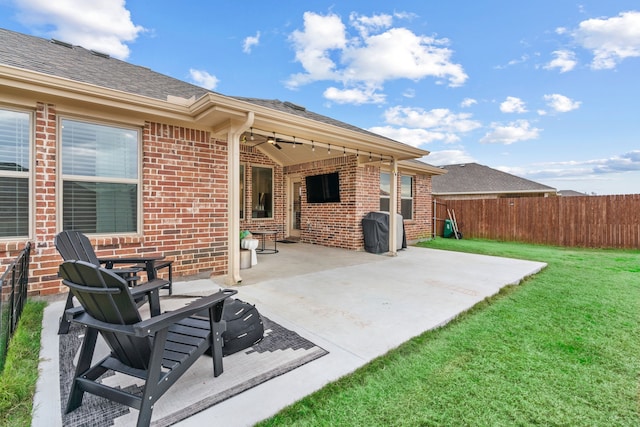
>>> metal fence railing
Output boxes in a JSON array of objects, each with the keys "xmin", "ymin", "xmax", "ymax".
[{"xmin": 0, "ymin": 242, "xmax": 31, "ymax": 372}]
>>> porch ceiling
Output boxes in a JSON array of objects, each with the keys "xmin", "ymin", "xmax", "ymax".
[
  {"xmin": 243, "ymin": 132, "xmax": 364, "ymax": 166},
  {"xmin": 241, "ymin": 129, "xmax": 410, "ymax": 167}
]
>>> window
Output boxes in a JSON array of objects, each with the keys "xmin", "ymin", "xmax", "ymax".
[
  {"xmin": 380, "ymin": 172, "xmax": 413, "ymax": 220},
  {"xmin": 251, "ymin": 166, "xmax": 272, "ymax": 218},
  {"xmin": 239, "ymin": 164, "xmax": 245, "ymax": 219},
  {"xmin": 61, "ymin": 119, "xmax": 139, "ymax": 233},
  {"xmin": 0, "ymin": 108, "xmax": 30, "ymax": 238},
  {"xmin": 401, "ymin": 175, "xmax": 413, "ymax": 220},
  {"xmin": 379, "ymin": 172, "xmax": 390, "ymax": 212}
]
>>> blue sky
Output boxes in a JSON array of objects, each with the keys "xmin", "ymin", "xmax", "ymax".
[{"xmin": 1, "ymin": 1, "xmax": 639, "ymax": 195}]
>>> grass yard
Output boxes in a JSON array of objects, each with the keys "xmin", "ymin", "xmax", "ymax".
[
  {"xmin": 0, "ymin": 301, "xmax": 45, "ymax": 427},
  {"xmin": 259, "ymin": 239, "xmax": 640, "ymax": 426}
]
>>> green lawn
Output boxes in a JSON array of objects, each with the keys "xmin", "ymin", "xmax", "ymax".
[
  {"xmin": 259, "ymin": 239, "xmax": 640, "ymax": 426},
  {"xmin": 0, "ymin": 301, "xmax": 45, "ymax": 427}
]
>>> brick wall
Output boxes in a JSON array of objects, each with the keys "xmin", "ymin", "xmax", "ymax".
[
  {"xmin": 286, "ymin": 155, "xmax": 361, "ymax": 249},
  {"xmin": 0, "ymin": 105, "xmax": 231, "ymax": 296}
]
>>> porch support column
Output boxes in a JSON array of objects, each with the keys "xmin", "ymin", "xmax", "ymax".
[
  {"xmin": 224, "ymin": 112, "xmax": 254, "ymax": 285},
  {"xmin": 388, "ymin": 157, "xmax": 398, "ymax": 257}
]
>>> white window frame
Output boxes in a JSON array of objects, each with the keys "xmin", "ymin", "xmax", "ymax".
[
  {"xmin": 0, "ymin": 106, "xmax": 33, "ymax": 240},
  {"xmin": 380, "ymin": 171, "xmax": 390, "ymax": 212},
  {"xmin": 57, "ymin": 117, "xmax": 142, "ymax": 235},
  {"xmin": 401, "ymin": 174, "xmax": 414, "ymax": 220}
]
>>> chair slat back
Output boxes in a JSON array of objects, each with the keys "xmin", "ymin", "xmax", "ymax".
[
  {"xmin": 59, "ymin": 260, "xmax": 152, "ymax": 369},
  {"xmin": 55, "ymin": 231, "xmax": 101, "ymax": 265}
]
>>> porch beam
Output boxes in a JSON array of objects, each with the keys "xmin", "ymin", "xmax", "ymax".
[
  {"xmin": 220, "ymin": 111, "xmax": 254, "ymax": 285},
  {"xmin": 389, "ymin": 158, "xmax": 398, "ymax": 256}
]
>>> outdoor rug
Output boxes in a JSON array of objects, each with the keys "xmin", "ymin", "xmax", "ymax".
[{"xmin": 59, "ymin": 314, "xmax": 328, "ymax": 427}]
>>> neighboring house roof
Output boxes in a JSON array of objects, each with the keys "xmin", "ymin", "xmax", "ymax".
[
  {"xmin": 0, "ymin": 28, "xmax": 425, "ymax": 162},
  {"xmin": 432, "ymin": 163, "xmax": 556, "ymax": 196},
  {"xmin": 558, "ymin": 190, "xmax": 588, "ymax": 197}
]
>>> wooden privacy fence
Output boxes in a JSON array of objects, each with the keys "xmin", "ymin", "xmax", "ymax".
[{"xmin": 434, "ymin": 195, "xmax": 640, "ymax": 249}]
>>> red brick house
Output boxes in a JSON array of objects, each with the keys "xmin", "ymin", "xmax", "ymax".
[{"xmin": 0, "ymin": 28, "xmax": 444, "ymax": 296}]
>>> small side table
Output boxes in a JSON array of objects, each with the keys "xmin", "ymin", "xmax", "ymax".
[{"xmin": 252, "ymin": 230, "xmax": 279, "ymax": 254}]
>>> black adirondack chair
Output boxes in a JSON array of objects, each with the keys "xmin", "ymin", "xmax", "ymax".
[
  {"xmin": 55, "ymin": 230, "xmax": 173, "ymax": 333},
  {"xmin": 59, "ymin": 260, "xmax": 236, "ymax": 427}
]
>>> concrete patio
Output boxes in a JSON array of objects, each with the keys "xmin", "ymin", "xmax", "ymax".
[{"xmin": 32, "ymin": 242, "xmax": 546, "ymax": 427}]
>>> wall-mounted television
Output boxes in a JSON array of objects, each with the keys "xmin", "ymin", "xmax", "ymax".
[{"xmin": 305, "ymin": 172, "xmax": 340, "ymax": 203}]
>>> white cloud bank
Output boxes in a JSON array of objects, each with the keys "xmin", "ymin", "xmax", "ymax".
[
  {"xmin": 13, "ymin": 0, "xmax": 145, "ymax": 59},
  {"xmin": 570, "ymin": 11, "xmax": 640, "ymax": 70},
  {"xmin": 506, "ymin": 151, "xmax": 640, "ymax": 191},
  {"xmin": 287, "ymin": 11, "xmax": 467, "ymax": 104}
]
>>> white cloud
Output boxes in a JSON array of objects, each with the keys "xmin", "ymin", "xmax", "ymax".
[
  {"xmin": 342, "ymin": 27, "xmax": 467, "ymax": 86},
  {"xmin": 480, "ymin": 120, "xmax": 541, "ymax": 144},
  {"xmin": 287, "ymin": 12, "xmax": 347, "ymax": 88},
  {"xmin": 500, "ymin": 96, "xmax": 527, "ymax": 113},
  {"xmin": 323, "ymin": 86, "xmax": 385, "ymax": 104},
  {"xmin": 14, "ymin": 0, "xmax": 145, "ymax": 59},
  {"xmin": 421, "ymin": 150, "xmax": 475, "ymax": 166},
  {"xmin": 544, "ymin": 49, "xmax": 577, "ymax": 73},
  {"xmin": 572, "ymin": 11, "xmax": 640, "ymax": 69},
  {"xmin": 369, "ymin": 106, "xmax": 481, "ymax": 148},
  {"xmin": 383, "ymin": 106, "xmax": 481, "ymax": 133},
  {"xmin": 544, "ymin": 94, "xmax": 581, "ymax": 113},
  {"xmin": 286, "ymin": 11, "xmax": 467, "ymax": 102},
  {"xmin": 369, "ymin": 125, "xmax": 458, "ymax": 147},
  {"xmin": 460, "ymin": 98, "xmax": 477, "ymax": 108},
  {"xmin": 243, "ymin": 31, "xmax": 260, "ymax": 54},
  {"xmin": 189, "ymin": 69, "xmax": 219, "ymax": 90}
]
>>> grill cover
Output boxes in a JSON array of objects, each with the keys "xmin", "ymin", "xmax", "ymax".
[{"xmin": 362, "ymin": 212, "xmax": 406, "ymax": 254}]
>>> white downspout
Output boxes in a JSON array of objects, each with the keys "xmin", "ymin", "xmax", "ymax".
[
  {"xmin": 388, "ymin": 158, "xmax": 398, "ymax": 256},
  {"xmin": 225, "ymin": 111, "xmax": 254, "ymax": 285}
]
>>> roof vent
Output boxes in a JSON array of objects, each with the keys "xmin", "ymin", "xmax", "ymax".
[
  {"xmin": 51, "ymin": 39, "xmax": 73, "ymax": 49},
  {"xmin": 283, "ymin": 101, "xmax": 306, "ymax": 111},
  {"xmin": 90, "ymin": 50, "xmax": 110, "ymax": 59}
]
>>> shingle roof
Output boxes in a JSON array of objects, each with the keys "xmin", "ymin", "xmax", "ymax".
[
  {"xmin": 233, "ymin": 97, "xmax": 397, "ymax": 142},
  {"xmin": 432, "ymin": 163, "xmax": 556, "ymax": 194},
  {"xmin": 0, "ymin": 28, "xmax": 401, "ymax": 146},
  {"xmin": 0, "ymin": 28, "xmax": 210, "ymax": 101}
]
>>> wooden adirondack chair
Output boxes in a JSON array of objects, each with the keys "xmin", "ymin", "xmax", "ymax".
[
  {"xmin": 55, "ymin": 230, "xmax": 173, "ymax": 333},
  {"xmin": 59, "ymin": 260, "xmax": 236, "ymax": 427}
]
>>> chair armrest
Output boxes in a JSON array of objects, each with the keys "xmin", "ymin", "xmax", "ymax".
[
  {"xmin": 98, "ymin": 256, "xmax": 165, "ymax": 265},
  {"xmin": 134, "ymin": 289, "xmax": 237, "ymax": 336},
  {"xmin": 129, "ymin": 278, "xmax": 170, "ymax": 298},
  {"xmin": 66, "ymin": 310, "xmax": 138, "ymax": 336}
]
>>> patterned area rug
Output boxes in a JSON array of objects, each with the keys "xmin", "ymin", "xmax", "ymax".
[{"xmin": 59, "ymin": 315, "xmax": 327, "ymax": 427}]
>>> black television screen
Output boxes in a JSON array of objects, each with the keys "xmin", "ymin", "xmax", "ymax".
[{"xmin": 306, "ymin": 172, "xmax": 340, "ymax": 203}]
